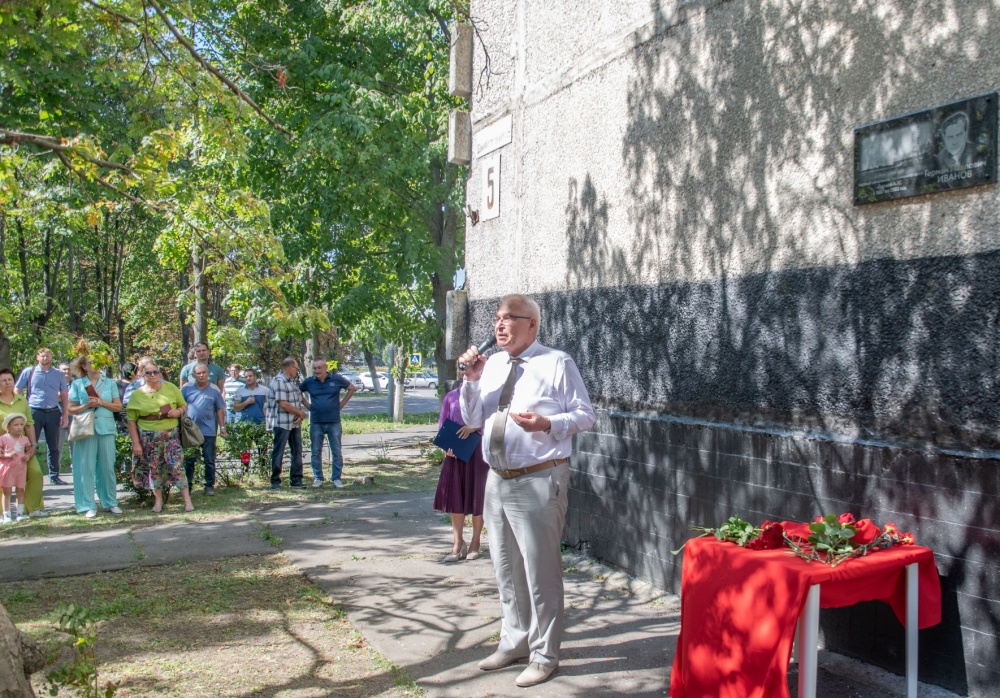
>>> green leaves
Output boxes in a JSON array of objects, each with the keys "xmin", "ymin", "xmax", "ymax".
[{"xmin": 807, "ymin": 514, "xmax": 858, "ymax": 556}]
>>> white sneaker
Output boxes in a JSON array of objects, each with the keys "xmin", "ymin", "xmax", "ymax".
[
  {"xmin": 109, "ymin": 506, "xmax": 123, "ymax": 515},
  {"xmin": 28, "ymin": 510, "xmax": 49, "ymax": 518},
  {"xmin": 0, "ymin": 515, "xmax": 10, "ymax": 525},
  {"xmin": 332, "ymin": 479, "xmax": 344, "ymax": 489},
  {"xmin": 84, "ymin": 509, "xmax": 98, "ymax": 519},
  {"xmin": 312, "ymin": 480, "xmax": 323, "ymax": 488}
]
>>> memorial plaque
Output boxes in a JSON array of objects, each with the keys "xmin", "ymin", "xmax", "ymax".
[{"xmin": 854, "ymin": 93, "xmax": 997, "ymax": 204}]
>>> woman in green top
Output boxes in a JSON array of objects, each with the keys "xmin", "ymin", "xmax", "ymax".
[
  {"xmin": 68, "ymin": 356, "xmax": 123, "ymax": 517},
  {"xmin": 0, "ymin": 368, "xmax": 46, "ymax": 517},
  {"xmin": 125, "ymin": 362, "xmax": 193, "ymax": 513}
]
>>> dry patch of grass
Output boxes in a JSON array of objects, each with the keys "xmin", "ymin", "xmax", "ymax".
[{"xmin": 1, "ymin": 554, "xmax": 422, "ymax": 697}]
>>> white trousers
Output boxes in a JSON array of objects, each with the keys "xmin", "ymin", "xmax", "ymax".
[{"xmin": 484, "ymin": 460, "xmax": 570, "ymax": 668}]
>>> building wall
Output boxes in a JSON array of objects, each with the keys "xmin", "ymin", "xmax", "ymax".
[{"xmin": 463, "ymin": 1, "xmax": 1000, "ymax": 694}]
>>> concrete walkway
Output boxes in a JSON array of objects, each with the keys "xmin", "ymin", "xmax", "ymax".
[{"xmin": 1, "ymin": 424, "xmax": 960, "ymax": 698}]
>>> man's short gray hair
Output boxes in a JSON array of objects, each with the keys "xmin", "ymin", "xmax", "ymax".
[
  {"xmin": 281, "ymin": 357, "xmax": 298, "ymax": 369},
  {"xmin": 500, "ymin": 294, "xmax": 541, "ymax": 323}
]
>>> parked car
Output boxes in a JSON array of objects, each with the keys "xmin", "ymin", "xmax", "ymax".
[
  {"xmin": 359, "ymin": 372, "xmax": 389, "ymax": 391},
  {"xmin": 338, "ymin": 370, "xmax": 364, "ymax": 390},
  {"xmin": 411, "ymin": 370, "xmax": 439, "ymax": 389}
]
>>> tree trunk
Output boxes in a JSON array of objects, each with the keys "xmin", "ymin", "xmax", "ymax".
[
  {"xmin": 363, "ymin": 349, "xmax": 381, "ymax": 395},
  {"xmin": 117, "ymin": 316, "xmax": 126, "ymax": 367},
  {"xmin": 392, "ymin": 349, "xmax": 408, "ymax": 422},
  {"xmin": 0, "ymin": 603, "xmax": 45, "ymax": 697},
  {"xmin": 192, "ymin": 245, "xmax": 208, "ymax": 346},
  {"xmin": 178, "ymin": 270, "xmax": 190, "ymax": 362},
  {"xmin": 0, "ymin": 330, "xmax": 10, "ymax": 370},
  {"xmin": 303, "ymin": 329, "xmax": 320, "ymax": 376},
  {"xmin": 67, "ymin": 239, "xmax": 77, "ymax": 334}
]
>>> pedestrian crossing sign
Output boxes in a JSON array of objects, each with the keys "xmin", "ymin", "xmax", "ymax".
[{"xmin": 410, "ymin": 353, "xmax": 421, "ymax": 366}]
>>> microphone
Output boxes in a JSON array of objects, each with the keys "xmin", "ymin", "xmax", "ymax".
[{"xmin": 459, "ymin": 335, "xmax": 497, "ymax": 370}]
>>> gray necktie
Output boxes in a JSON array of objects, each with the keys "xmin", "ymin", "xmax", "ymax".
[{"xmin": 488, "ymin": 358, "xmax": 522, "ymax": 469}]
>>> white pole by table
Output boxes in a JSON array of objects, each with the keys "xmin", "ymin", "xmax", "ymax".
[{"xmin": 796, "ymin": 562, "xmax": 920, "ymax": 698}]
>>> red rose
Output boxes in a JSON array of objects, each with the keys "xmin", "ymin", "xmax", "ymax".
[
  {"xmin": 901, "ymin": 532, "xmax": 915, "ymax": 545},
  {"xmin": 850, "ymin": 518, "xmax": 881, "ymax": 545},
  {"xmin": 883, "ymin": 522, "xmax": 899, "ymax": 537},
  {"xmin": 747, "ymin": 522, "xmax": 785, "ymax": 550},
  {"xmin": 240, "ymin": 451, "xmax": 251, "ymax": 465},
  {"xmin": 837, "ymin": 513, "xmax": 856, "ymax": 524}
]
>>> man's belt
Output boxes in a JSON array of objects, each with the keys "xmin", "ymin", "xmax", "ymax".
[
  {"xmin": 32, "ymin": 407, "xmax": 60, "ymax": 412},
  {"xmin": 491, "ymin": 458, "xmax": 568, "ymax": 480}
]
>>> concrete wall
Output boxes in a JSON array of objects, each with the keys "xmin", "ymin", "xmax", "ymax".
[{"xmin": 463, "ymin": 1, "xmax": 1000, "ymax": 695}]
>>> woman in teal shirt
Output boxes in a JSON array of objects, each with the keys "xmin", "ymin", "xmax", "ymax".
[{"xmin": 68, "ymin": 356, "xmax": 123, "ymax": 517}]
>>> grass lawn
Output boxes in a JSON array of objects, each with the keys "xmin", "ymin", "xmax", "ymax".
[
  {"xmin": 340, "ymin": 411, "xmax": 439, "ymax": 435},
  {"xmin": 1, "ymin": 555, "xmax": 422, "ymax": 697}
]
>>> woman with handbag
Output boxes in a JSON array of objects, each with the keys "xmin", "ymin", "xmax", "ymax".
[
  {"xmin": 125, "ymin": 362, "xmax": 193, "ymax": 513},
  {"xmin": 68, "ymin": 356, "xmax": 124, "ymax": 518}
]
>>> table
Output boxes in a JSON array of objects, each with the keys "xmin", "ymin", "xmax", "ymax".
[{"xmin": 668, "ymin": 524, "xmax": 941, "ymax": 698}]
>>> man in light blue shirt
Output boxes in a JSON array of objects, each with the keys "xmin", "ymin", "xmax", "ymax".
[
  {"xmin": 181, "ymin": 364, "xmax": 227, "ymax": 496},
  {"xmin": 16, "ymin": 348, "xmax": 69, "ymax": 485},
  {"xmin": 233, "ymin": 368, "xmax": 269, "ymax": 424}
]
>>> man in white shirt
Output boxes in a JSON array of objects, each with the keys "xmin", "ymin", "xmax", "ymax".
[{"xmin": 459, "ymin": 294, "xmax": 595, "ymax": 688}]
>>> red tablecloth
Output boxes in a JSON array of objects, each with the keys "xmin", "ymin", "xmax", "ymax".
[{"xmin": 669, "ymin": 525, "xmax": 941, "ymax": 698}]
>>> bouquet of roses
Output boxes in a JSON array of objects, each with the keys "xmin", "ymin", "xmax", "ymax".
[
  {"xmin": 784, "ymin": 513, "xmax": 915, "ymax": 567},
  {"xmin": 673, "ymin": 513, "xmax": 914, "ymax": 566}
]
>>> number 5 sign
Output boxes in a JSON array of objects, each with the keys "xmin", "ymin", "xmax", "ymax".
[{"xmin": 480, "ymin": 152, "xmax": 501, "ymax": 221}]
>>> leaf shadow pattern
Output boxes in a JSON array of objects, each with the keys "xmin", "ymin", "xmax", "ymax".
[{"xmin": 472, "ymin": 0, "xmax": 1000, "ymax": 694}]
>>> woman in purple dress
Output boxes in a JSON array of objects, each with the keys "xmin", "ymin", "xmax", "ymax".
[{"xmin": 433, "ymin": 370, "xmax": 489, "ymax": 562}]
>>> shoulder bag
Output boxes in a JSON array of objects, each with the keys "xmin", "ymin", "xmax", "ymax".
[
  {"xmin": 178, "ymin": 413, "xmax": 205, "ymax": 448},
  {"xmin": 68, "ymin": 409, "xmax": 95, "ymax": 442}
]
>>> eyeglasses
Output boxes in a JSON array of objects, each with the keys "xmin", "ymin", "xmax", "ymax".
[
  {"xmin": 493, "ymin": 314, "xmax": 532, "ymax": 326},
  {"xmin": 143, "ymin": 370, "xmax": 160, "ymax": 377}
]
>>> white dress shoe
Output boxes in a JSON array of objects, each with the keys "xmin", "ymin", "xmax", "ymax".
[
  {"xmin": 478, "ymin": 650, "xmax": 528, "ymax": 671},
  {"xmin": 515, "ymin": 662, "xmax": 557, "ymax": 687}
]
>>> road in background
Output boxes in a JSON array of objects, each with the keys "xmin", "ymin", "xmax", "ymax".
[{"xmin": 342, "ymin": 386, "xmax": 441, "ymax": 416}]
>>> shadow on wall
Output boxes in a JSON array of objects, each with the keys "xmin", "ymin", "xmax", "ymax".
[
  {"xmin": 545, "ymin": 1, "xmax": 1000, "ymax": 695},
  {"xmin": 558, "ymin": 0, "xmax": 1000, "ymax": 450}
]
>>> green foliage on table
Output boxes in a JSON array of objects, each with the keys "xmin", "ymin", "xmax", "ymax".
[{"xmin": 672, "ymin": 516, "xmax": 762, "ymax": 554}]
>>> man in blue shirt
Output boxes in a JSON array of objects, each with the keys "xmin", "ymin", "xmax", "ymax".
[
  {"xmin": 233, "ymin": 368, "xmax": 269, "ymax": 424},
  {"xmin": 181, "ymin": 364, "xmax": 228, "ymax": 496},
  {"xmin": 179, "ymin": 343, "xmax": 226, "ymax": 391},
  {"xmin": 299, "ymin": 359, "xmax": 355, "ymax": 488},
  {"xmin": 16, "ymin": 347, "xmax": 69, "ymax": 485}
]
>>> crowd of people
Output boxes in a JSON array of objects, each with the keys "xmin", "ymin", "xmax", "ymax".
[
  {"xmin": 0, "ymin": 343, "xmax": 357, "ymax": 520},
  {"xmin": 2, "ymin": 292, "xmax": 595, "ymax": 688}
]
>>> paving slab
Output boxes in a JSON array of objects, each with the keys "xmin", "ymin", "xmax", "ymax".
[
  {"xmin": 131, "ymin": 519, "xmax": 274, "ymax": 566},
  {"xmin": 261, "ymin": 492, "xmax": 675, "ymax": 697},
  {"xmin": 0, "ymin": 527, "xmax": 137, "ymax": 582}
]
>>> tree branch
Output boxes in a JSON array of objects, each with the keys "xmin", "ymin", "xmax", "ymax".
[
  {"xmin": 1, "ymin": 129, "xmax": 134, "ymax": 173},
  {"xmin": 146, "ymin": 0, "xmax": 294, "ymax": 137}
]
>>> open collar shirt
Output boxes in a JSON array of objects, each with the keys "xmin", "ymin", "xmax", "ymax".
[
  {"xmin": 460, "ymin": 340, "xmax": 595, "ymax": 469},
  {"xmin": 16, "ymin": 365, "xmax": 67, "ymax": 410},
  {"xmin": 266, "ymin": 372, "xmax": 301, "ymax": 431}
]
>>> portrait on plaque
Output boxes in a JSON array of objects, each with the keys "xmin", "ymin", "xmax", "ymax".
[{"xmin": 854, "ymin": 93, "xmax": 997, "ymax": 204}]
